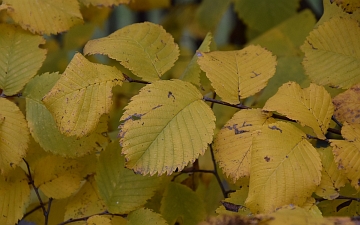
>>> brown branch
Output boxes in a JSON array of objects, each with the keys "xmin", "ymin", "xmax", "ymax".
[
  {"xmin": 203, "ymin": 96, "xmax": 250, "ymax": 109},
  {"xmin": 58, "ymin": 211, "xmax": 126, "ymax": 225},
  {"xmin": 123, "ymin": 73, "xmax": 150, "ymax": 85}
]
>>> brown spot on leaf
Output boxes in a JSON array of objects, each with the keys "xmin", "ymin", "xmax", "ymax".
[
  {"xmin": 269, "ymin": 125, "xmax": 282, "ymax": 133},
  {"xmin": 264, "ymin": 156, "xmax": 270, "ymax": 162}
]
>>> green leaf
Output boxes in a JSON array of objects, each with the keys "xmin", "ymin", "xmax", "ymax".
[
  {"xmin": 24, "ymin": 73, "xmax": 109, "ymax": 157},
  {"xmin": 160, "ymin": 182, "xmax": 206, "ymax": 225},
  {"xmin": 84, "ymin": 22, "xmax": 179, "ymax": 82},
  {"xmin": 119, "ymin": 79, "xmax": 215, "ymax": 175},
  {"xmin": 0, "ymin": 24, "xmax": 46, "ymax": 96},
  {"xmin": 198, "ymin": 45, "xmax": 277, "ymax": 104},
  {"xmin": 95, "ymin": 142, "xmax": 160, "ymax": 214},
  {"xmin": 128, "ymin": 208, "xmax": 168, "ymax": 225},
  {"xmin": 43, "ymin": 53, "xmax": 123, "ymax": 138},
  {"xmin": 2, "ymin": 0, "xmax": 83, "ymax": 35}
]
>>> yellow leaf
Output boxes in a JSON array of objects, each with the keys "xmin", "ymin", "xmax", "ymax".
[
  {"xmin": 0, "ymin": 167, "xmax": 31, "ymax": 225},
  {"xmin": 43, "ymin": 53, "xmax": 123, "ymax": 138},
  {"xmin": 331, "ymin": 0, "xmax": 360, "ymax": 13},
  {"xmin": 2, "ymin": 0, "xmax": 83, "ymax": 35},
  {"xmin": 333, "ymin": 83, "xmax": 360, "ymax": 124},
  {"xmin": 198, "ymin": 45, "xmax": 277, "ymax": 104},
  {"xmin": 330, "ymin": 123, "xmax": 360, "ymax": 189},
  {"xmin": 84, "ymin": 22, "xmax": 179, "ymax": 82},
  {"xmin": 34, "ymin": 155, "xmax": 84, "ymax": 199},
  {"xmin": 246, "ymin": 122, "xmax": 321, "ymax": 213},
  {"xmin": 127, "ymin": 208, "xmax": 168, "ymax": 225},
  {"xmin": 96, "ymin": 142, "xmax": 160, "ymax": 214},
  {"xmin": 0, "ymin": 24, "xmax": 46, "ymax": 96},
  {"xmin": 24, "ymin": 73, "xmax": 109, "ymax": 157},
  {"xmin": 0, "ymin": 98, "xmax": 29, "ymax": 175},
  {"xmin": 79, "ymin": 0, "xmax": 130, "ymax": 7},
  {"xmin": 315, "ymin": 147, "xmax": 346, "ymax": 200},
  {"xmin": 127, "ymin": 0, "xmax": 170, "ymax": 11},
  {"xmin": 119, "ymin": 80, "xmax": 215, "ymax": 175},
  {"xmin": 263, "ymin": 82, "xmax": 334, "ymax": 139},
  {"xmin": 214, "ymin": 109, "xmax": 275, "ymax": 181},
  {"xmin": 86, "ymin": 215, "xmax": 111, "ymax": 225},
  {"xmin": 301, "ymin": 16, "xmax": 360, "ymax": 89}
]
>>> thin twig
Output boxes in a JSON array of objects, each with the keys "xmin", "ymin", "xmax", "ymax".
[
  {"xmin": 337, "ymin": 195, "xmax": 360, "ymax": 202},
  {"xmin": 203, "ymin": 96, "xmax": 250, "ymax": 109},
  {"xmin": 332, "ymin": 116, "xmax": 343, "ymax": 128},
  {"xmin": 45, "ymin": 198, "xmax": 53, "ymax": 225},
  {"xmin": 123, "ymin": 73, "xmax": 150, "ymax": 85},
  {"xmin": 58, "ymin": 211, "xmax": 126, "ymax": 225},
  {"xmin": 209, "ymin": 145, "xmax": 228, "ymax": 198},
  {"xmin": 22, "ymin": 202, "xmax": 49, "ymax": 220},
  {"xmin": 0, "ymin": 92, "xmax": 22, "ymax": 98}
]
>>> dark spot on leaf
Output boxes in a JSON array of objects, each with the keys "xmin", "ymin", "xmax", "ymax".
[
  {"xmin": 168, "ymin": 91, "xmax": 175, "ymax": 100},
  {"xmin": 264, "ymin": 156, "xmax": 270, "ymax": 162},
  {"xmin": 251, "ymin": 71, "xmax": 261, "ymax": 78},
  {"xmin": 152, "ymin": 105, "xmax": 163, "ymax": 110},
  {"xmin": 269, "ymin": 125, "xmax": 282, "ymax": 133},
  {"xmin": 221, "ymin": 201, "xmax": 245, "ymax": 212},
  {"xmin": 101, "ymin": 132, "xmax": 108, "ymax": 137},
  {"xmin": 95, "ymin": 142, "xmax": 101, "ymax": 147}
]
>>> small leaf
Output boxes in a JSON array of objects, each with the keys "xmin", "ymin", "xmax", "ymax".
[
  {"xmin": 96, "ymin": 142, "xmax": 160, "ymax": 214},
  {"xmin": 246, "ymin": 122, "xmax": 321, "ymax": 213},
  {"xmin": 24, "ymin": 73, "xmax": 109, "ymax": 157},
  {"xmin": 330, "ymin": 123, "xmax": 360, "ymax": 189},
  {"xmin": 0, "ymin": 98, "xmax": 29, "ymax": 175},
  {"xmin": 0, "ymin": 24, "xmax": 46, "ymax": 96},
  {"xmin": 198, "ymin": 45, "xmax": 277, "ymax": 104},
  {"xmin": 119, "ymin": 80, "xmax": 215, "ymax": 175},
  {"xmin": 2, "ymin": 0, "xmax": 83, "ymax": 35},
  {"xmin": 0, "ymin": 167, "xmax": 31, "ymax": 225},
  {"xmin": 43, "ymin": 53, "xmax": 123, "ymax": 138},
  {"xmin": 214, "ymin": 109, "xmax": 275, "ymax": 181},
  {"xmin": 160, "ymin": 182, "xmax": 206, "ymax": 225},
  {"xmin": 263, "ymin": 82, "xmax": 334, "ymax": 139},
  {"xmin": 84, "ymin": 22, "xmax": 179, "ymax": 82},
  {"xmin": 79, "ymin": 0, "xmax": 130, "ymax": 7},
  {"xmin": 301, "ymin": 16, "xmax": 360, "ymax": 89},
  {"xmin": 128, "ymin": 208, "xmax": 168, "ymax": 225},
  {"xmin": 333, "ymin": 83, "xmax": 360, "ymax": 124}
]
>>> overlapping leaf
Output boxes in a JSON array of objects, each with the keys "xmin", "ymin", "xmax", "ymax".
[
  {"xmin": 95, "ymin": 142, "xmax": 160, "ymax": 214},
  {"xmin": 198, "ymin": 45, "xmax": 277, "ymax": 104},
  {"xmin": 301, "ymin": 16, "xmax": 360, "ymax": 89},
  {"xmin": 0, "ymin": 98, "xmax": 29, "ymax": 175},
  {"xmin": 160, "ymin": 182, "xmax": 206, "ymax": 225},
  {"xmin": 331, "ymin": 123, "xmax": 360, "ymax": 189},
  {"xmin": 246, "ymin": 122, "xmax": 321, "ymax": 213},
  {"xmin": 2, "ymin": 0, "xmax": 82, "ymax": 35},
  {"xmin": 0, "ymin": 24, "xmax": 46, "ymax": 96},
  {"xmin": 79, "ymin": 0, "xmax": 130, "ymax": 7},
  {"xmin": 24, "ymin": 73, "xmax": 109, "ymax": 157},
  {"xmin": 214, "ymin": 109, "xmax": 275, "ymax": 181},
  {"xmin": 119, "ymin": 80, "xmax": 215, "ymax": 175},
  {"xmin": 84, "ymin": 22, "xmax": 179, "ymax": 82},
  {"xmin": 332, "ymin": 0, "xmax": 360, "ymax": 13},
  {"xmin": 263, "ymin": 82, "xmax": 334, "ymax": 139},
  {"xmin": 127, "ymin": 0, "xmax": 170, "ymax": 11},
  {"xmin": 127, "ymin": 208, "xmax": 168, "ymax": 225},
  {"xmin": 43, "ymin": 53, "xmax": 123, "ymax": 138},
  {"xmin": 333, "ymin": 83, "xmax": 360, "ymax": 124}
]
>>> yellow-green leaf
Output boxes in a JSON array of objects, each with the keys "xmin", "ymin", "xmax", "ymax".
[
  {"xmin": 263, "ymin": 82, "xmax": 334, "ymax": 139},
  {"xmin": 214, "ymin": 109, "xmax": 275, "ymax": 181},
  {"xmin": 24, "ymin": 73, "xmax": 109, "ymax": 157},
  {"xmin": 2, "ymin": 0, "xmax": 82, "ymax": 35},
  {"xmin": 333, "ymin": 83, "xmax": 360, "ymax": 124},
  {"xmin": 79, "ymin": 0, "xmax": 130, "ymax": 7},
  {"xmin": 0, "ymin": 98, "xmax": 29, "ymax": 175},
  {"xmin": 127, "ymin": 0, "xmax": 170, "ymax": 11},
  {"xmin": 332, "ymin": 0, "xmax": 360, "ymax": 13},
  {"xmin": 96, "ymin": 142, "xmax": 160, "ymax": 214},
  {"xmin": 43, "ymin": 53, "xmax": 123, "ymax": 138},
  {"xmin": 128, "ymin": 208, "xmax": 168, "ymax": 225},
  {"xmin": 119, "ymin": 80, "xmax": 215, "ymax": 175},
  {"xmin": 180, "ymin": 32, "xmax": 212, "ymax": 86},
  {"xmin": 0, "ymin": 167, "xmax": 30, "ymax": 225},
  {"xmin": 86, "ymin": 215, "xmax": 111, "ymax": 225},
  {"xmin": 198, "ymin": 45, "xmax": 277, "ymax": 104},
  {"xmin": 160, "ymin": 182, "xmax": 206, "ymax": 225},
  {"xmin": 84, "ymin": 22, "xmax": 179, "ymax": 82},
  {"xmin": 315, "ymin": 147, "xmax": 346, "ymax": 200},
  {"xmin": 246, "ymin": 122, "xmax": 321, "ymax": 213},
  {"xmin": 34, "ymin": 155, "xmax": 84, "ymax": 199},
  {"xmin": 331, "ymin": 123, "xmax": 360, "ymax": 189},
  {"xmin": 301, "ymin": 16, "xmax": 360, "ymax": 89},
  {"xmin": 0, "ymin": 24, "xmax": 46, "ymax": 96}
]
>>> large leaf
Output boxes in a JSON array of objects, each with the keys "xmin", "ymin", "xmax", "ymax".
[
  {"xmin": 24, "ymin": 73, "xmax": 109, "ymax": 157},
  {"xmin": 330, "ymin": 123, "xmax": 360, "ymax": 189},
  {"xmin": 2, "ymin": 0, "xmax": 82, "ymax": 35},
  {"xmin": 0, "ymin": 24, "xmax": 46, "ymax": 96},
  {"xmin": 119, "ymin": 80, "xmax": 215, "ymax": 175},
  {"xmin": 127, "ymin": 208, "xmax": 168, "ymax": 225},
  {"xmin": 246, "ymin": 122, "xmax": 321, "ymax": 213},
  {"xmin": 96, "ymin": 142, "xmax": 160, "ymax": 214},
  {"xmin": 331, "ymin": 0, "xmax": 360, "ymax": 13},
  {"xmin": 0, "ymin": 98, "xmax": 29, "ymax": 175},
  {"xmin": 43, "ymin": 53, "xmax": 123, "ymax": 138},
  {"xmin": 0, "ymin": 167, "xmax": 31, "ymax": 225},
  {"xmin": 301, "ymin": 16, "xmax": 360, "ymax": 89},
  {"xmin": 214, "ymin": 109, "xmax": 275, "ymax": 181},
  {"xmin": 332, "ymin": 83, "xmax": 360, "ymax": 124},
  {"xmin": 263, "ymin": 82, "xmax": 334, "ymax": 139},
  {"xmin": 84, "ymin": 22, "xmax": 179, "ymax": 82},
  {"xmin": 198, "ymin": 45, "xmax": 277, "ymax": 104},
  {"xmin": 160, "ymin": 182, "xmax": 206, "ymax": 225}
]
